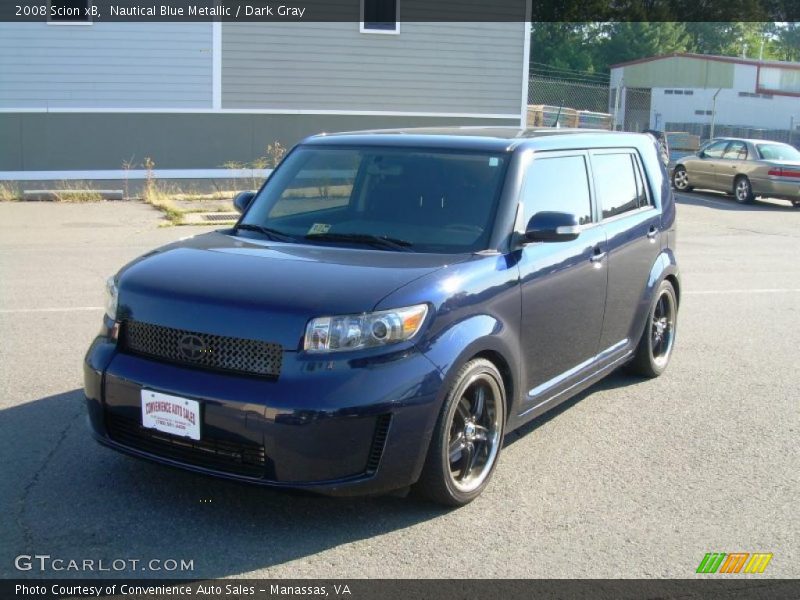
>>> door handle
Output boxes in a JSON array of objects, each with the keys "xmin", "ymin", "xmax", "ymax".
[
  {"xmin": 647, "ymin": 226, "xmax": 659, "ymax": 240},
  {"xmin": 590, "ymin": 248, "xmax": 607, "ymax": 263}
]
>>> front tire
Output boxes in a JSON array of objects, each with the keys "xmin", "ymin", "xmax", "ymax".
[
  {"xmin": 672, "ymin": 166, "xmax": 693, "ymax": 192},
  {"xmin": 628, "ymin": 280, "xmax": 678, "ymax": 378},
  {"xmin": 415, "ymin": 358, "xmax": 505, "ymax": 506},
  {"xmin": 734, "ymin": 176, "xmax": 754, "ymax": 204}
]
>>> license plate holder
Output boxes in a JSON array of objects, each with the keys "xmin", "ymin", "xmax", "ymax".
[{"xmin": 140, "ymin": 390, "xmax": 201, "ymax": 441}]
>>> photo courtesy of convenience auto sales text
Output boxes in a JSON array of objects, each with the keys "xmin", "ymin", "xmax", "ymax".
[
  {"xmin": 85, "ymin": 127, "xmax": 679, "ymax": 506},
  {"xmin": 14, "ymin": 583, "xmax": 352, "ymax": 597}
]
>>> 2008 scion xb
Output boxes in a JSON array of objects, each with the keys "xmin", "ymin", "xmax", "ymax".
[{"xmin": 84, "ymin": 127, "xmax": 680, "ymax": 506}]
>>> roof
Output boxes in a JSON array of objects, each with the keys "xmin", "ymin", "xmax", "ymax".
[
  {"xmin": 302, "ymin": 126, "xmax": 650, "ymax": 153},
  {"xmin": 611, "ymin": 52, "xmax": 800, "ymax": 71},
  {"xmin": 707, "ymin": 137, "xmax": 794, "ymax": 146}
]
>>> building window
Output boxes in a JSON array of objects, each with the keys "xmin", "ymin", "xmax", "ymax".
[
  {"xmin": 664, "ymin": 90, "xmax": 674, "ymax": 95},
  {"xmin": 48, "ymin": 0, "xmax": 91, "ymax": 23},
  {"xmin": 684, "ymin": 90, "xmax": 694, "ymax": 95},
  {"xmin": 361, "ymin": 0, "xmax": 399, "ymax": 34}
]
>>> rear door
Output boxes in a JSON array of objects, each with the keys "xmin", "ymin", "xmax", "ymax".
[
  {"xmin": 590, "ymin": 150, "xmax": 662, "ymax": 357},
  {"xmin": 517, "ymin": 151, "xmax": 608, "ymax": 406}
]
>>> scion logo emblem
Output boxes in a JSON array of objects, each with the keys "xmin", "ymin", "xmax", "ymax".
[{"xmin": 178, "ymin": 334, "xmax": 207, "ymax": 360}]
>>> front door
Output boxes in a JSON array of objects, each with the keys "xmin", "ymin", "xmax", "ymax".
[{"xmin": 692, "ymin": 139, "xmax": 729, "ymax": 189}]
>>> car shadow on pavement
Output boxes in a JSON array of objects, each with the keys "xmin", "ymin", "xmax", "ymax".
[
  {"xmin": 675, "ymin": 191, "xmax": 798, "ymax": 212},
  {"xmin": 0, "ymin": 389, "xmax": 447, "ymax": 579},
  {"xmin": 504, "ymin": 371, "xmax": 642, "ymax": 447}
]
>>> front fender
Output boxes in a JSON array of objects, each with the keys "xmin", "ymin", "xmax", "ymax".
[{"xmin": 415, "ymin": 313, "xmax": 521, "ymax": 424}]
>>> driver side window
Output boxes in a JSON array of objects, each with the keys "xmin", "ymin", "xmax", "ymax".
[
  {"xmin": 703, "ymin": 141, "xmax": 729, "ymax": 159},
  {"xmin": 522, "ymin": 155, "xmax": 593, "ymax": 226}
]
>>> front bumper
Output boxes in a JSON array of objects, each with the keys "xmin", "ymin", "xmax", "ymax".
[{"xmin": 84, "ymin": 335, "xmax": 444, "ymax": 496}]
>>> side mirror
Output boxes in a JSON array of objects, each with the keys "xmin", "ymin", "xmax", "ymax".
[
  {"xmin": 698, "ymin": 150, "xmax": 707, "ymax": 159},
  {"xmin": 233, "ymin": 191, "xmax": 256, "ymax": 214},
  {"xmin": 524, "ymin": 211, "xmax": 581, "ymax": 243}
]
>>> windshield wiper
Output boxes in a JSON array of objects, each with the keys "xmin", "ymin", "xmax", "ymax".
[
  {"xmin": 236, "ymin": 223, "xmax": 296, "ymax": 243},
  {"xmin": 305, "ymin": 232, "xmax": 414, "ymax": 251}
]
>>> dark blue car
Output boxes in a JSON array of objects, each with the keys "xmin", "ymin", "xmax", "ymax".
[{"xmin": 84, "ymin": 127, "xmax": 679, "ymax": 506}]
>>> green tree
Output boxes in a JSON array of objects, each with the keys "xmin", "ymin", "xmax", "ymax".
[
  {"xmin": 685, "ymin": 22, "xmax": 778, "ymax": 59},
  {"xmin": 595, "ymin": 22, "xmax": 691, "ymax": 73},
  {"xmin": 529, "ymin": 23, "xmax": 601, "ymax": 75},
  {"xmin": 775, "ymin": 23, "xmax": 800, "ymax": 61}
]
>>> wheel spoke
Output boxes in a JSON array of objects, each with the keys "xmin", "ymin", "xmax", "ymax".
[
  {"xmin": 456, "ymin": 399, "xmax": 471, "ymax": 423},
  {"xmin": 449, "ymin": 435, "xmax": 465, "ymax": 462},
  {"xmin": 460, "ymin": 442, "xmax": 476, "ymax": 478},
  {"xmin": 472, "ymin": 386, "xmax": 485, "ymax": 419}
]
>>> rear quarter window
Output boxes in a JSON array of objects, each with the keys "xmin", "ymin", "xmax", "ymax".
[{"xmin": 592, "ymin": 152, "xmax": 649, "ymax": 219}]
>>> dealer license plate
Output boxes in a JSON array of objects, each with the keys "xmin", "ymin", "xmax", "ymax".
[{"xmin": 141, "ymin": 390, "xmax": 201, "ymax": 441}]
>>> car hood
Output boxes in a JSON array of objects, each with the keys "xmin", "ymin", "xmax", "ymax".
[{"xmin": 116, "ymin": 231, "xmax": 466, "ymax": 350}]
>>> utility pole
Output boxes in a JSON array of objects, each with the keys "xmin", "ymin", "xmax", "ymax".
[
  {"xmin": 710, "ymin": 88, "xmax": 722, "ymax": 139},
  {"xmin": 613, "ymin": 78, "xmax": 624, "ymax": 131}
]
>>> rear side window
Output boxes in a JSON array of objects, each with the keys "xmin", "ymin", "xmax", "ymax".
[
  {"xmin": 522, "ymin": 155, "xmax": 592, "ymax": 225},
  {"xmin": 723, "ymin": 141, "xmax": 747, "ymax": 160},
  {"xmin": 593, "ymin": 153, "xmax": 648, "ymax": 219}
]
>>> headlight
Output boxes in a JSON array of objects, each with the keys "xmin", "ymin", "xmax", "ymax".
[
  {"xmin": 304, "ymin": 304, "xmax": 429, "ymax": 353},
  {"xmin": 104, "ymin": 276, "xmax": 118, "ymax": 320}
]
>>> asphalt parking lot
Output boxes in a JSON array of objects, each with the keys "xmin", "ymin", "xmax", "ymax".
[{"xmin": 0, "ymin": 192, "xmax": 798, "ymax": 579}]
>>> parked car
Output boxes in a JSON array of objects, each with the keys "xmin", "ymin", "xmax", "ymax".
[
  {"xmin": 672, "ymin": 137, "xmax": 800, "ymax": 206},
  {"xmin": 84, "ymin": 127, "xmax": 680, "ymax": 506}
]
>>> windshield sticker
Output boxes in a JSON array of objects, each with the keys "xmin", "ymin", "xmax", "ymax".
[
  {"xmin": 308, "ymin": 223, "xmax": 331, "ymax": 235},
  {"xmin": 489, "ymin": 157, "xmax": 499, "ymax": 167}
]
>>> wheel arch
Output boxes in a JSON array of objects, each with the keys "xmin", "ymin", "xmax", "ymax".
[
  {"xmin": 472, "ymin": 349, "xmax": 515, "ymax": 425},
  {"xmin": 419, "ymin": 317, "xmax": 521, "ymax": 429}
]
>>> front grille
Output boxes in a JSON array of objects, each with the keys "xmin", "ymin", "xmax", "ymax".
[
  {"xmin": 121, "ymin": 320, "xmax": 283, "ymax": 378},
  {"xmin": 366, "ymin": 414, "xmax": 392, "ymax": 474},
  {"xmin": 106, "ymin": 413, "xmax": 267, "ymax": 478}
]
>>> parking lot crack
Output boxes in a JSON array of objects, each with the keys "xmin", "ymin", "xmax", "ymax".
[{"xmin": 16, "ymin": 404, "xmax": 83, "ymax": 547}]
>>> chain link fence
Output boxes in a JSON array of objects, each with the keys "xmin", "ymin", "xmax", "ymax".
[{"xmin": 527, "ymin": 76, "xmax": 651, "ymax": 132}]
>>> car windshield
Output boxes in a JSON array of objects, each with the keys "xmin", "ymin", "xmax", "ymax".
[
  {"xmin": 756, "ymin": 143, "xmax": 800, "ymax": 161},
  {"xmin": 239, "ymin": 146, "xmax": 509, "ymax": 253}
]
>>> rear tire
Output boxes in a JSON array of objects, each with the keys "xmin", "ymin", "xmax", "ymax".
[
  {"xmin": 734, "ymin": 176, "xmax": 754, "ymax": 204},
  {"xmin": 414, "ymin": 358, "xmax": 505, "ymax": 506},
  {"xmin": 627, "ymin": 280, "xmax": 678, "ymax": 378},
  {"xmin": 672, "ymin": 166, "xmax": 693, "ymax": 192}
]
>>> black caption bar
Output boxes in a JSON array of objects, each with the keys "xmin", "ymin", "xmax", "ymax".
[
  {"xmin": 1, "ymin": 0, "xmax": 799, "ymax": 22},
  {"xmin": 4, "ymin": 579, "xmax": 800, "ymax": 600}
]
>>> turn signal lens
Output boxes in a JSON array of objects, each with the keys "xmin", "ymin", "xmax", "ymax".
[
  {"xmin": 104, "ymin": 276, "xmax": 118, "ymax": 320},
  {"xmin": 304, "ymin": 304, "xmax": 429, "ymax": 353}
]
